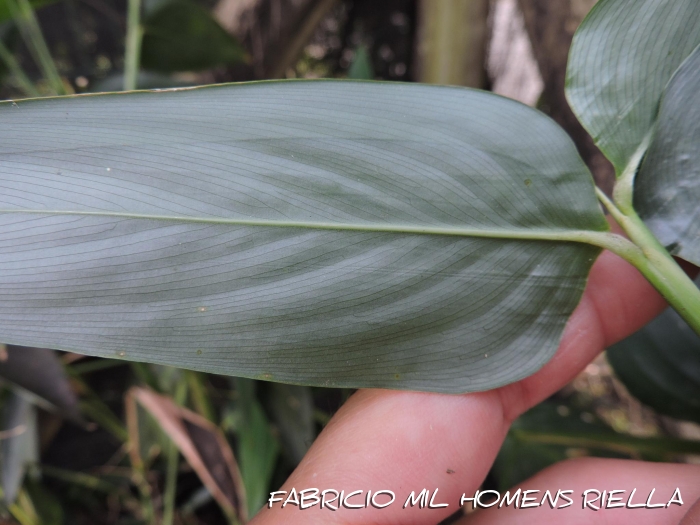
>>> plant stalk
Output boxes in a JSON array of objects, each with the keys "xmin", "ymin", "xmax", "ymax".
[
  {"xmin": 598, "ymin": 185, "xmax": 700, "ymax": 336},
  {"xmin": 124, "ymin": 0, "xmax": 143, "ymax": 91},
  {"xmin": 0, "ymin": 40, "xmax": 40, "ymax": 97},
  {"xmin": 619, "ymin": 210, "xmax": 700, "ymax": 333},
  {"xmin": 513, "ymin": 429, "xmax": 700, "ymax": 456},
  {"xmin": 8, "ymin": 0, "xmax": 66, "ymax": 95},
  {"xmin": 187, "ymin": 371, "xmax": 216, "ymax": 422},
  {"xmin": 162, "ymin": 381, "xmax": 187, "ymax": 525}
]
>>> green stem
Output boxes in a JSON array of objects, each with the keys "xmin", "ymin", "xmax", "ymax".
[
  {"xmin": 131, "ymin": 362, "xmax": 161, "ymax": 391},
  {"xmin": 7, "ymin": 0, "xmax": 66, "ymax": 95},
  {"xmin": 513, "ymin": 429, "xmax": 700, "ymax": 456},
  {"xmin": 619, "ymin": 209, "xmax": 700, "ymax": 334},
  {"xmin": 161, "ymin": 443, "xmax": 179, "ymax": 525},
  {"xmin": 598, "ymin": 162, "xmax": 700, "ymax": 335},
  {"xmin": 187, "ymin": 371, "xmax": 216, "ymax": 422},
  {"xmin": 70, "ymin": 358, "xmax": 126, "ymax": 375},
  {"xmin": 162, "ymin": 381, "xmax": 187, "ymax": 525},
  {"xmin": 124, "ymin": 0, "xmax": 143, "ymax": 91},
  {"xmin": 40, "ymin": 464, "xmax": 123, "ymax": 494},
  {"xmin": 0, "ymin": 40, "xmax": 40, "ymax": 97},
  {"xmin": 78, "ymin": 395, "xmax": 129, "ymax": 442}
]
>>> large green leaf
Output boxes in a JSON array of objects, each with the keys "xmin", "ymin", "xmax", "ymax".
[
  {"xmin": 0, "ymin": 81, "xmax": 607, "ymax": 393},
  {"xmin": 633, "ymin": 45, "xmax": 700, "ymax": 266},
  {"xmin": 607, "ymin": 306, "xmax": 700, "ymax": 424},
  {"xmin": 566, "ymin": 0, "xmax": 700, "ymax": 172}
]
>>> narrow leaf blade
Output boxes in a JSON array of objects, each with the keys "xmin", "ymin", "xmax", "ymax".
[
  {"xmin": 607, "ymin": 306, "xmax": 700, "ymax": 424},
  {"xmin": 129, "ymin": 387, "xmax": 247, "ymax": 521}
]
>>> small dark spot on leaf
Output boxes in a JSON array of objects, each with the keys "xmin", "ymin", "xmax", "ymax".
[
  {"xmin": 196, "ymin": 349, "xmax": 203, "ymax": 355},
  {"xmin": 524, "ymin": 178, "xmax": 532, "ymax": 187},
  {"xmin": 394, "ymin": 373, "xmax": 401, "ymax": 379}
]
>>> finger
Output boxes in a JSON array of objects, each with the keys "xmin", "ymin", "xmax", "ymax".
[
  {"xmin": 457, "ymin": 458, "xmax": 700, "ymax": 525},
  {"xmin": 680, "ymin": 497, "xmax": 700, "ymax": 525},
  {"xmin": 496, "ymin": 242, "xmax": 668, "ymax": 421},
  {"xmin": 251, "ymin": 248, "xmax": 669, "ymax": 525}
]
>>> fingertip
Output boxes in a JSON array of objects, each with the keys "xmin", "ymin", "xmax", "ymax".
[{"xmin": 585, "ymin": 249, "xmax": 667, "ymax": 347}]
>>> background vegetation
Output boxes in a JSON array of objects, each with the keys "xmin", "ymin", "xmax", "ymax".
[{"xmin": 0, "ymin": 0, "xmax": 698, "ymax": 523}]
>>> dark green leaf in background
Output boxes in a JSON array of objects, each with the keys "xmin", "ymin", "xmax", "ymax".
[
  {"xmin": 0, "ymin": 81, "xmax": 606, "ymax": 393},
  {"xmin": 633, "ymin": 45, "xmax": 700, "ymax": 267},
  {"xmin": 0, "ymin": 346, "xmax": 82, "ymax": 424},
  {"xmin": 494, "ymin": 401, "xmax": 700, "ymax": 490},
  {"xmin": 494, "ymin": 403, "xmax": 615, "ymax": 491},
  {"xmin": 232, "ymin": 379, "xmax": 279, "ymax": 515},
  {"xmin": 266, "ymin": 383, "xmax": 314, "ymax": 465},
  {"xmin": 141, "ymin": 0, "xmax": 247, "ymax": 72},
  {"xmin": 566, "ymin": 0, "xmax": 700, "ymax": 172},
  {"xmin": 607, "ymin": 306, "xmax": 700, "ymax": 425}
]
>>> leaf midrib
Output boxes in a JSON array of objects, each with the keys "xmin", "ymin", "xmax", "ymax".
[{"xmin": 0, "ymin": 207, "xmax": 617, "ymax": 248}]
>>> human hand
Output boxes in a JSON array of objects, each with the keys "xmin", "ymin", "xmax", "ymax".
[{"xmin": 250, "ymin": 247, "xmax": 700, "ymax": 525}]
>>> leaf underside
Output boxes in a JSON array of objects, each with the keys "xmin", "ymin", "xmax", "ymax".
[
  {"xmin": 566, "ymin": 0, "xmax": 700, "ymax": 173},
  {"xmin": 0, "ymin": 81, "xmax": 605, "ymax": 393},
  {"xmin": 634, "ymin": 45, "xmax": 700, "ymax": 267}
]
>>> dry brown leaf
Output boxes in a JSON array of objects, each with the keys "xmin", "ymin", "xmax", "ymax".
[{"xmin": 126, "ymin": 386, "xmax": 247, "ymax": 522}]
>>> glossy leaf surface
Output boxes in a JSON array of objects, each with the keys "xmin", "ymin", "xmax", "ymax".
[
  {"xmin": 607, "ymin": 306, "xmax": 700, "ymax": 424},
  {"xmin": 566, "ymin": 0, "xmax": 700, "ymax": 172},
  {"xmin": 0, "ymin": 81, "xmax": 606, "ymax": 393},
  {"xmin": 634, "ymin": 45, "xmax": 700, "ymax": 266}
]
